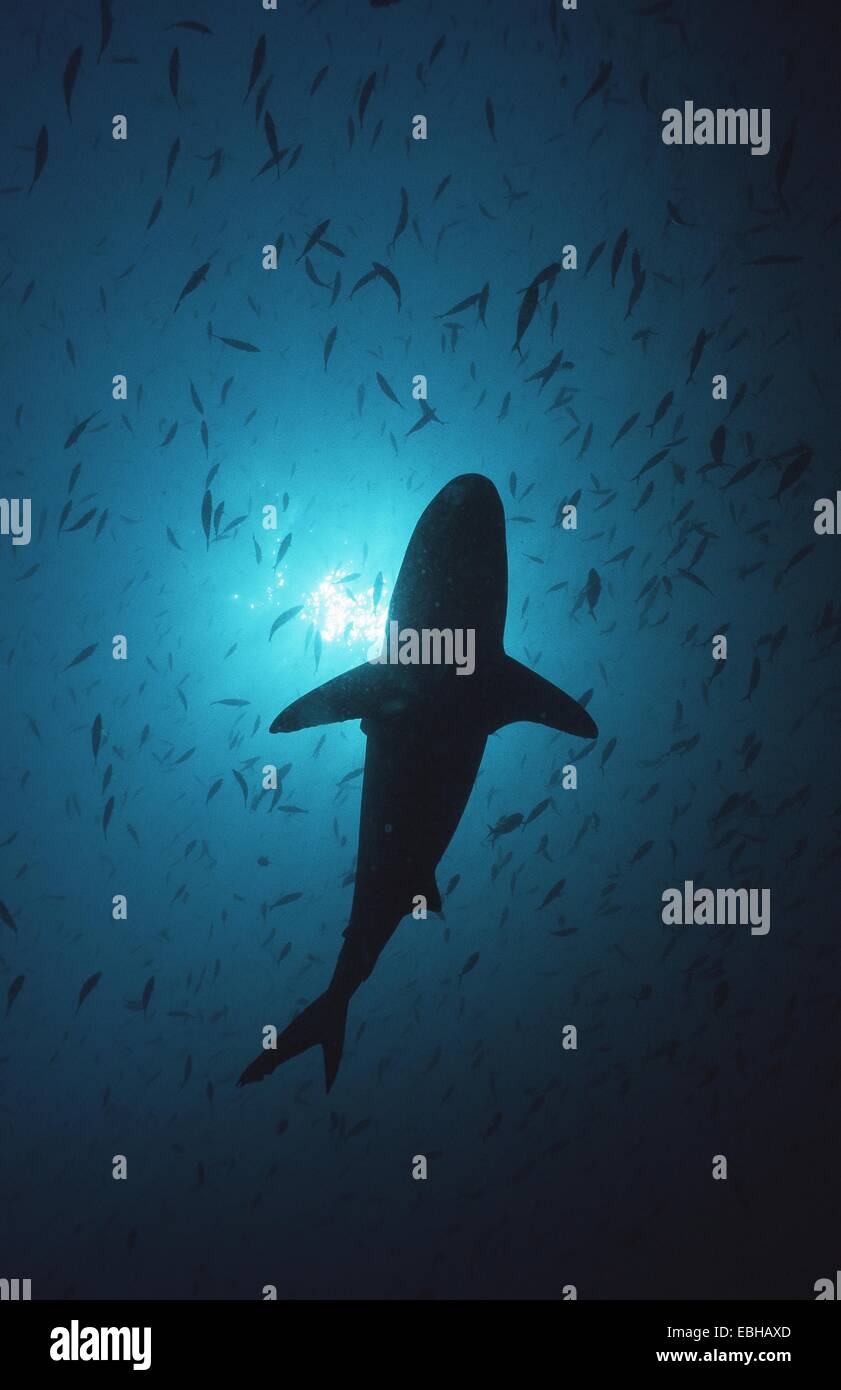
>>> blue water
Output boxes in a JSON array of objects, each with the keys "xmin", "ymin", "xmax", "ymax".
[{"xmin": 1, "ymin": 0, "xmax": 839, "ymax": 1300}]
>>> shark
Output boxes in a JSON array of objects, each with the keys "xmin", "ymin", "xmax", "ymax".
[{"xmin": 238, "ymin": 473, "xmax": 598, "ymax": 1092}]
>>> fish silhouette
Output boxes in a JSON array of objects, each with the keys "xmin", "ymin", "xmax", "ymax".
[{"xmin": 238, "ymin": 475, "xmax": 597, "ymax": 1092}]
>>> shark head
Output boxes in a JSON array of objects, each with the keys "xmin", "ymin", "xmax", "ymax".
[{"xmin": 386, "ymin": 473, "xmax": 508, "ymax": 664}]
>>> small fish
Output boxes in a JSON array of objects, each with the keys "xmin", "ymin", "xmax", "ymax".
[
  {"xmin": 65, "ymin": 508, "xmax": 97, "ymax": 533},
  {"xmin": 169, "ymin": 48, "xmax": 180, "ymax": 107},
  {"xmin": 63, "ymin": 46, "xmax": 83, "ymax": 121},
  {"xmin": 244, "ymin": 35, "xmax": 267, "ymax": 103},
  {"xmin": 358, "ymin": 71, "xmax": 377, "ymax": 126},
  {"xmin": 514, "ymin": 282, "xmax": 539, "ymax": 355},
  {"xmin": 743, "ymin": 657, "xmax": 761, "ymax": 703},
  {"xmin": 611, "ymin": 412, "xmax": 639, "ymax": 448},
  {"xmin": 687, "ymin": 327, "xmax": 711, "ymax": 383},
  {"xmin": 389, "ymin": 186, "xmax": 408, "ymax": 249},
  {"xmin": 211, "ymin": 329, "xmax": 260, "ymax": 353},
  {"xmin": 485, "ymin": 98, "xmax": 496, "ymax": 141},
  {"xmin": 76, "ymin": 972, "xmax": 102, "ymax": 1013},
  {"xmin": 710, "ymin": 424, "xmax": 726, "ymax": 466},
  {"xmin": 600, "ymin": 737, "xmax": 617, "ymax": 772},
  {"xmin": 323, "ymin": 325, "xmax": 337, "ymax": 370},
  {"xmin": 263, "ymin": 111, "xmax": 280, "ymax": 162},
  {"xmin": 254, "ymin": 76, "xmax": 273, "ymax": 127},
  {"xmin": 6, "ymin": 974, "xmax": 24, "ymax": 1017},
  {"xmin": 63, "ymin": 410, "xmax": 100, "ymax": 449},
  {"xmin": 376, "ymin": 372, "xmax": 402, "ymax": 407},
  {"xmin": 169, "ymin": 19, "xmax": 212, "ymax": 34},
  {"xmin": 610, "ymin": 228, "xmax": 628, "ymax": 287},
  {"xmin": 166, "ymin": 137, "xmax": 180, "ymax": 185},
  {"xmin": 271, "ymin": 893, "xmax": 303, "ymax": 909},
  {"xmin": 574, "ymin": 60, "xmax": 612, "ymax": 121},
  {"xmin": 771, "ymin": 448, "xmax": 811, "ymax": 501},
  {"xmin": 585, "ymin": 240, "xmax": 606, "ymax": 275},
  {"xmin": 371, "ymin": 261, "xmax": 402, "ymax": 310},
  {"xmin": 0, "ymin": 902, "xmax": 18, "ymax": 934},
  {"xmin": 27, "ymin": 126, "xmax": 49, "ymax": 194},
  {"xmin": 459, "ymin": 951, "xmax": 480, "ymax": 979},
  {"xmin": 174, "ymin": 262, "xmax": 209, "ymax": 314},
  {"xmin": 647, "ymin": 391, "xmax": 673, "ymax": 435},
  {"xmin": 160, "ymin": 422, "xmax": 181, "ymax": 454},
  {"xmin": 524, "ymin": 798, "xmax": 552, "ymax": 826},
  {"xmin": 269, "ymin": 606, "xmax": 303, "ymax": 639},
  {"xmin": 539, "ymin": 878, "xmax": 565, "ymax": 909},
  {"xmin": 630, "ymin": 840, "xmax": 654, "ymax": 865},
  {"xmin": 97, "ymin": 0, "xmax": 113, "ymax": 64},
  {"xmin": 274, "ymin": 532, "xmax": 292, "ymax": 569},
  {"xmin": 310, "ymin": 65, "xmax": 329, "ymax": 96},
  {"xmin": 64, "ymin": 643, "xmax": 98, "ymax": 671}
]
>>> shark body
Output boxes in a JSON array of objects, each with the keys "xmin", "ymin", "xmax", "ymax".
[{"xmin": 238, "ymin": 474, "xmax": 597, "ymax": 1091}]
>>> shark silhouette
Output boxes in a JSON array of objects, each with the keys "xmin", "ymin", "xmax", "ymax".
[{"xmin": 238, "ymin": 474, "xmax": 597, "ymax": 1092}]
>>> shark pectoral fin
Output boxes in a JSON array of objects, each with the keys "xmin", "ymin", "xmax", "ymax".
[
  {"xmin": 271, "ymin": 663, "xmax": 411, "ymax": 733},
  {"xmin": 488, "ymin": 656, "xmax": 598, "ymax": 739}
]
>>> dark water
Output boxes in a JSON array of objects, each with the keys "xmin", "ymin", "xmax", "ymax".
[{"xmin": 1, "ymin": 0, "xmax": 840, "ymax": 1301}]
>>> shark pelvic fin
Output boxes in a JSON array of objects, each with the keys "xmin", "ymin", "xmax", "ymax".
[{"xmin": 487, "ymin": 656, "xmax": 598, "ymax": 739}]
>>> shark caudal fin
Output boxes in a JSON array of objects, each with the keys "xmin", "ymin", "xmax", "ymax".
[
  {"xmin": 487, "ymin": 655, "xmax": 598, "ymax": 739},
  {"xmin": 237, "ymin": 988, "xmax": 349, "ymax": 1093}
]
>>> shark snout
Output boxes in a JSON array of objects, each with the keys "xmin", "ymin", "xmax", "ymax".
[{"xmin": 438, "ymin": 473, "xmax": 501, "ymax": 515}]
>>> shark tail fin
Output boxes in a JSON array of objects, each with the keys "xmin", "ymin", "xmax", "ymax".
[
  {"xmin": 488, "ymin": 656, "xmax": 598, "ymax": 739},
  {"xmin": 237, "ymin": 988, "xmax": 349, "ymax": 1093}
]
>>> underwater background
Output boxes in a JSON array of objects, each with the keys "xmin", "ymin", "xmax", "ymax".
[{"xmin": 1, "ymin": 0, "xmax": 840, "ymax": 1300}]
